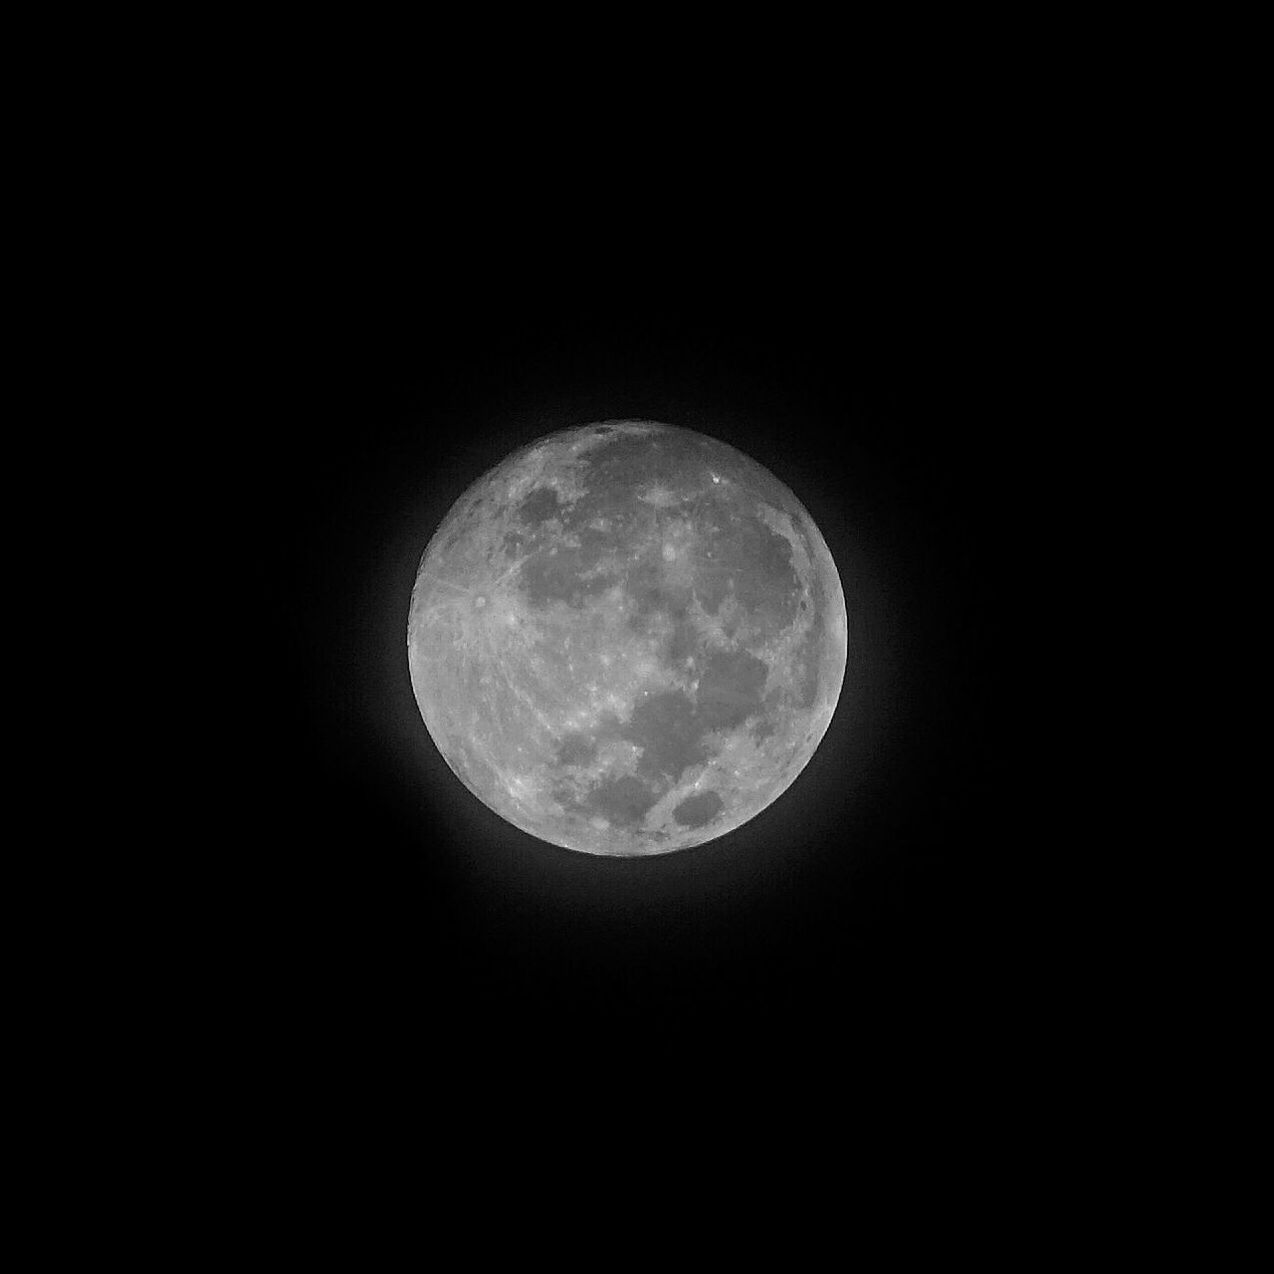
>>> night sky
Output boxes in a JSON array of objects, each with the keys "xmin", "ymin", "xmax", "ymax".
[{"xmin": 244, "ymin": 215, "xmax": 1050, "ymax": 1116}]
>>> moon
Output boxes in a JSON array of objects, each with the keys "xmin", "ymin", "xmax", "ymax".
[{"xmin": 407, "ymin": 421, "xmax": 848, "ymax": 856}]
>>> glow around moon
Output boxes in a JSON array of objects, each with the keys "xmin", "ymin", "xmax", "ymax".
[{"xmin": 407, "ymin": 421, "xmax": 847, "ymax": 856}]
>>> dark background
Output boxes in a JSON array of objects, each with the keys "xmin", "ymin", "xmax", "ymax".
[{"xmin": 244, "ymin": 210, "xmax": 1053, "ymax": 1111}]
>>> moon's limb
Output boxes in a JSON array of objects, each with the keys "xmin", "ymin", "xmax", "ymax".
[{"xmin": 407, "ymin": 421, "xmax": 847, "ymax": 855}]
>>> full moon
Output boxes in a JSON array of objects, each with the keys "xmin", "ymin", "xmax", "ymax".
[{"xmin": 407, "ymin": 421, "xmax": 848, "ymax": 856}]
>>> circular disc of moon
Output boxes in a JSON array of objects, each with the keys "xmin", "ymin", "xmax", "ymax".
[{"xmin": 406, "ymin": 421, "xmax": 847, "ymax": 856}]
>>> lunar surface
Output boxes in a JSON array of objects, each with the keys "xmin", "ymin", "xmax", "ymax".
[{"xmin": 407, "ymin": 421, "xmax": 847, "ymax": 856}]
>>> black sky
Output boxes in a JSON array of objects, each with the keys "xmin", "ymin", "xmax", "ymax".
[{"xmin": 242, "ymin": 203, "xmax": 1054, "ymax": 1112}]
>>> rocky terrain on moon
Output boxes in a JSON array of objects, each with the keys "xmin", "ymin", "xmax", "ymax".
[{"xmin": 407, "ymin": 421, "xmax": 847, "ymax": 855}]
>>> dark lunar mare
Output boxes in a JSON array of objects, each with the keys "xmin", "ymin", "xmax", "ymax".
[
  {"xmin": 673, "ymin": 790, "xmax": 724, "ymax": 828},
  {"xmin": 510, "ymin": 430, "xmax": 804, "ymax": 633}
]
